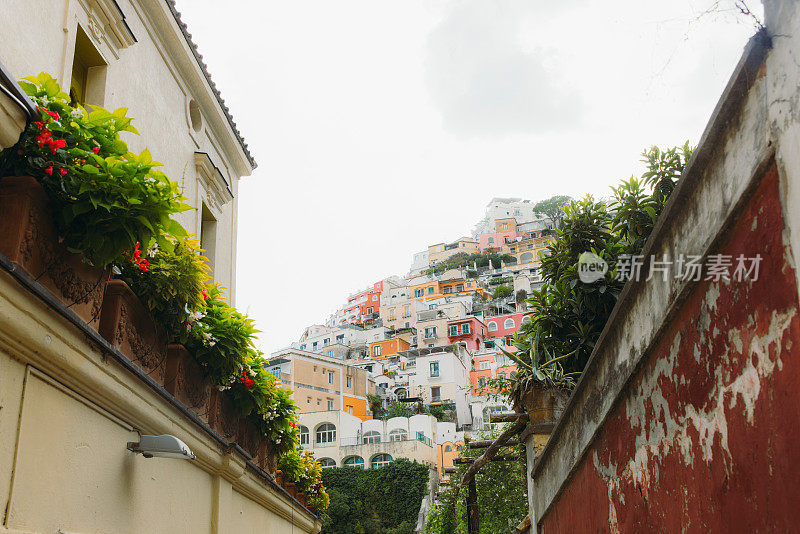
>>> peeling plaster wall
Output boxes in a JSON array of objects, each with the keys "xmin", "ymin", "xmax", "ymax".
[
  {"xmin": 528, "ymin": 1, "xmax": 800, "ymax": 531},
  {"xmin": 541, "ymin": 165, "xmax": 800, "ymax": 532}
]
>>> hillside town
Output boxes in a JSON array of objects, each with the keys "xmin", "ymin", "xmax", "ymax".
[{"xmin": 266, "ymin": 198, "xmax": 555, "ymax": 494}]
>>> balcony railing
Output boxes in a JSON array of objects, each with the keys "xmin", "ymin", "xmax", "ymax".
[{"xmin": 336, "ymin": 433, "xmax": 434, "ymax": 448}]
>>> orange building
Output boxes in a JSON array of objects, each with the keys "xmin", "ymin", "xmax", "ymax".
[
  {"xmin": 368, "ymin": 337, "xmax": 410, "ymax": 359},
  {"xmin": 470, "ymin": 350, "xmax": 517, "ymax": 395},
  {"xmin": 437, "ymin": 439, "xmax": 465, "ymax": 481},
  {"xmin": 409, "ymin": 272, "xmax": 486, "ymax": 302}
]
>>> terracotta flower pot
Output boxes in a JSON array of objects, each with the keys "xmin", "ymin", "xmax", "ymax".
[
  {"xmin": 262, "ymin": 440, "xmax": 278, "ymax": 476},
  {"xmin": 514, "ymin": 381, "xmax": 570, "ymax": 426},
  {"xmin": 297, "ymin": 491, "xmax": 307, "ymax": 507},
  {"xmin": 208, "ymin": 388, "xmax": 243, "ymax": 443},
  {"xmin": 164, "ymin": 344, "xmax": 213, "ymax": 419},
  {"xmin": 275, "ymin": 470, "xmax": 284, "ymax": 485},
  {"xmin": 0, "ymin": 176, "xmax": 108, "ymax": 329},
  {"xmin": 285, "ymin": 482, "xmax": 296, "ymax": 497},
  {"xmin": 98, "ymin": 279, "xmax": 167, "ymax": 383}
]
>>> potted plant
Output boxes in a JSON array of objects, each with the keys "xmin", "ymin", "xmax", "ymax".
[
  {"xmin": 503, "ymin": 327, "xmax": 575, "ymax": 425},
  {"xmin": 164, "ymin": 343, "xmax": 213, "ymax": 419}
]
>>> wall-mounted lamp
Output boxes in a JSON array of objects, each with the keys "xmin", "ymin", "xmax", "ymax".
[{"xmin": 127, "ymin": 434, "xmax": 195, "ymax": 460}]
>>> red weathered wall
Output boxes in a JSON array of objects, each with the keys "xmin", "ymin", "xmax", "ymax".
[{"xmin": 541, "ymin": 165, "xmax": 800, "ymax": 533}]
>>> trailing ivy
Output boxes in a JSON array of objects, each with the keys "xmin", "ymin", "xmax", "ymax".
[{"xmin": 322, "ymin": 459, "xmax": 430, "ymax": 534}]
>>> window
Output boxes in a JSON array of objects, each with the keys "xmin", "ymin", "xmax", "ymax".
[
  {"xmin": 307, "ymin": 397, "xmax": 311, "ymax": 404},
  {"xmin": 414, "ymin": 289, "xmax": 424, "ymax": 298},
  {"xmin": 487, "ymin": 321, "xmax": 498, "ymax": 332},
  {"xmin": 504, "ymin": 318, "xmax": 515, "ymax": 329},
  {"xmin": 389, "ymin": 429, "xmax": 408, "ymax": 441},
  {"xmin": 372, "ymin": 295, "xmax": 378, "ymax": 301},
  {"xmin": 336, "ymin": 334, "xmax": 344, "ymax": 343},
  {"xmin": 403, "ymin": 305, "xmax": 411, "ymax": 317},
  {"xmin": 366, "ymin": 307, "xmax": 373, "ymax": 314},
  {"xmin": 430, "ymin": 361, "xmax": 440, "ymax": 377},
  {"xmin": 347, "ymin": 405, "xmax": 353, "ymax": 415},
  {"xmin": 444, "ymin": 445, "xmax": 453, "ymax": 452},
  {"xmin": 374, "ymin": 345, "xmax": 381, "ymax": 357},
  {"xmin": 502, "ymin": 222, "xmax": 508, "ymax": 230},
  {"xmin": 479, "ymin": 361, "xmax": 491, "ymax": 370},
  {"xmin": 70, "ymin": 26, "xmax": 107, "ymax": 107},
  {"xmin": 449, "ymin": 325, "xmax": 458, "ymax": 336},
  {"xmin": 327, "ymin": 399, "xmax": 334, "ymax": 410},
  {"xmin": 371, "ymin": 454, "xmax": 393, "ymax": 468},
  {"xmin": 271, "ymin": 367, "xmax": 281, "ymax": 379},
  {"xmin": 316, "ymin": 423, "xmax": 336, "ymax": 445},
  {"xmin": 485, "ymin": 340, "xmax": 495, "ymax": 348},
  {"xmin": 328, "ymin": 371, "xmax": 334, "ymax": 384},
  {"xmin": 427, "ymin": 286, "xmax": 435, "ymax": 294},
  {"xmin": 346, "ymin": 376, "xmax": 352, "ymax": 388},
  {"xmin": 478, "ymin": 377, "xmax": 487, "ymax": 388},
  {"xmin": 343, "ymin": 456, "xmax": 364, "ymax": 469},
  {"xmin": 324, "ymin": 338, "xmax": 330, "ymax": 346},
  {"xmin": 488, "ymin": 237, "xmax": 494, "ymax": 243},
  {"xmin": 328, "ymin": 350, "xmax": 334, "ymax": 358},
  {"xmin": 200, "ymin": 204, "xmax": 218, "ymax": 279},
  {"xmin": 389, "ymin": 309, "xmax": 396, "ymax": 321},
  {"xmin": 431, "ymin": 386, "xmax": 440, "ymax": 400},
  {"xmin": 312, "ymin": 342, "xmax": 318, "ymax": 350},
  {"xmin": 300, "ymin": 344, "xmax": 306, "ymax": 350},
  {"xmin": 319, "ymin": 458, "xmax": 336, "ymax": 469},
  {"xmin": 428, "ymin": 304, "xmax": 437, "ymax": 310},
  {"xmin": 456, "ymin": 284, "xmax": 464, "ymax": 292},
  {"xmin": 363, "ymin": 431, "xmax": 381, "ymax": 444},
  {"xmin": 424, "ymin": 327, "xmax": 437, "ymax": 339},
  {"xmin": 299, "ymin": 426, "xmax": 309, "ymax": 445},
  {"xmin": 461, "ymin": 323, "xmax": 470, "ymax": 335}
]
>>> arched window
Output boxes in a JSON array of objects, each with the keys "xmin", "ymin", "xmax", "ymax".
[
  {"xmin": 520, "ymin": 252, "xmax": 534, "ymax": 263},
  {"xmin": 521, "ymin": 315, "xmax": 532, "ymax": 325},
  {"xmin": 319, "ymin": 458, "xmax": 336, "ymax": 469},
  {"xmin": 444, "ymin": 445, "xmax": 453, "ymax": 452},
  {"xmin": 299, "ymin": 425, "xmax": 309, "ymax": 446},
  {"xmin": 389, "ymin": 429, "xmax": 408, "ymax": 442},
  {"xmin": 316, "ymin": 423, "xmax": 336, "ymax": 445},
  {"xmin": 343, "ymin": 456, "xmax": 364, "ymax": 469},
  {"xmin": 371, "ymin": 454, "xmax": 393, "ymax": 468},
  {"xmin": 504, "ymin": 318, "xmax": 515, "ymax": 329},
  {"xmin": 487, "ymin": 321, "xmax": 498, "ymax": 332},
  {"xmin": 363, "ymin": 431, "xmax": 381, "ymax": 444}
]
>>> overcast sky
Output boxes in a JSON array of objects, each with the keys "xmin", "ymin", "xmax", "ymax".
[{"xmin": 174, "ymin": 0, "xmax": 762, "ymax": 355}]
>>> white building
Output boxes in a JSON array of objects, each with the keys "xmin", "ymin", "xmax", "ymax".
[
  {"xmin": 297, "ymin": 411, "xmax": 460, "ymax": 477},
  {"xmin": 292, "ymin": 324, "xmax": 390, "ymax": 358},
  {"xmin": 473, "ymin": 197, "xmax": 544, "ymax": 239}
]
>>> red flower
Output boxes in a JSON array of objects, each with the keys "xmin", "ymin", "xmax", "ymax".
[
  {"xmin": 44, "ymin": 166, "xmax": 53, "ymax": 176},
  {"xmin": 59, "ymin": 168, "xmax": 67, "ymax": 176},
  {"xmin": 291, "ymin": 422, "xmax": 297, "ymax": 429},
  {"xmin": 200, "ymin": 289, "xmax": 208, "ymax": 300},
  {"xmin": 241, "ymin": 373, "xmax": 255, "ymax": 390},
  {"xmin": 92, "ymin": 146, "xmax": 100, "ymax": 153},
  {"xmin": 138, "ymin": 259, "xmax": 149, "ymax": 272}
]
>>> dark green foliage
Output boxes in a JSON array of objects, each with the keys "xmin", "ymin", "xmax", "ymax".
[
  {"xmin": 384, "ymin": 402, "xmax": 413, "ymax": 419},
  {"xmin": 423, "ymin": 252, "xmax": 516, "ymax": 276},
  {"xmin": 532, "ymin": 195, "xmax": 573, "ymax": 227},
  {"xmin": 509, "ymin": 144, "xmax": 693, "ymax": 394},
  {"xmin": 322, "ymin": 459, "xmax": 430, "ymax": 534},
  {"xmin": 491, "ymin": 285, "xmax": 513, "ymax": 300},
  {"xmin": 424, "ymin": 439, "xmax": 528, "ymax": 534},
  {"xmin": 367, "ymin": 393, "xmax": 384, "ymax": 419}
]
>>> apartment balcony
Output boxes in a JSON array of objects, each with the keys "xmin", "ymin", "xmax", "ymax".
[{"xmin": 338, "ymin": 431, "xmax": 434, "ymax": 448}]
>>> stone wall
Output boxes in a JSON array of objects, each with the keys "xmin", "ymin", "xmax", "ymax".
[{"xmin": 525, "ymin": 1, "xmax": 800, "ymax": 531}]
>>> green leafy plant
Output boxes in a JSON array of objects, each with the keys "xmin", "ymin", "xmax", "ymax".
[
  {"xmin": 278, "ymin": 449, "xmax": 329, "ymax": 512},
  {"xmin": 117, "ymin": 236, "xmax": 210, "ymax": 334},
  {"xmin": 491, "ymin": 285, "xmax": 513, "ymax": 300},
  {"xmin": 510, "ymin": 144, "xmax": 693, "ymax": 396},
  {"xmin": 0, "ymin": 72, "xmax": 189, "ymax": 266}
]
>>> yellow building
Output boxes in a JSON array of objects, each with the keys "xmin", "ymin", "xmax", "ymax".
[
  {"xmin": 501, "ymin": 233, "xmax": 554, "ymax": 265},
  {"xmin": 427, "ymin": 237, "xmax": 479, "ymax": 265},
  {"xmin": 266, "ymin": 349, "xmax": 376, "ymax": 421}
]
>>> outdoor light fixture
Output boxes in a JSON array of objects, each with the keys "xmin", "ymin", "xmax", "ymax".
[{"xmin": 127, "ymin": 434, "xmax": 196, "ymax": 460}]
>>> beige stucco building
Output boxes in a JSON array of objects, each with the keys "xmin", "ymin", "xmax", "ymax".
[
  {"xmin": 1, "ymin": 0, "xmax": 252, "ymax": 301},
  {"xmin": 266, "ymin": 349, "xmax": 376, "ymax": 420},
  {"xmin": 0, "ymin": 1, "xmax": 322, "ymax": 532},
  {"xmin": 427, "ymin": 237, "xmax": 479, "ymax": 266}
]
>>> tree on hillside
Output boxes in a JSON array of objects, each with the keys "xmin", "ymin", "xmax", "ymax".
[{"xmin": 533, "ymin": 195, "xmax": 573, "ymax": 228}]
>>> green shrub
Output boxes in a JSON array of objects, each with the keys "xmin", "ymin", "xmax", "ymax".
[
  {"xmin": 0, "ymin": 72, "xmax": 189, "ymax": 266},
  {"xmin": 322, "ymin": 459, "xmax": 429, "ymax": 534},
  {"xmin": 117, "ymin": 236, "xmax": 210, "ymax": 334}
]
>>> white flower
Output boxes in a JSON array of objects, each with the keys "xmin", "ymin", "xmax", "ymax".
[
  {"xmin": 217, "ymin": 385, "xmax": 230, "ymax": 391},
  {"xmin": 147, "ymin": 244, "xmax": 158, "ymax": 258},
  {"xmin": 70, "ymin": 108, "xmax": 82, "ymax": 119},
  {"xmin": 209, "ymin": 341, "xmax": 216, "ymax": 347},
  {"xmin": 247, "ymin": 367, "xmax": 256, "ymax": 377}
]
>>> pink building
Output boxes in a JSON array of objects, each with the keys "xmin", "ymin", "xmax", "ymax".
[
  {"xmin": 446, "ymin": 316, "xmax": 488, "ymax": 351},
  {"xmin": 484, "ymin": 312, "xmax": 528, "ymax": 345},
  {"xmin": 479, "ymin": 231, "xmax": 518, "ymax": 252}
]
